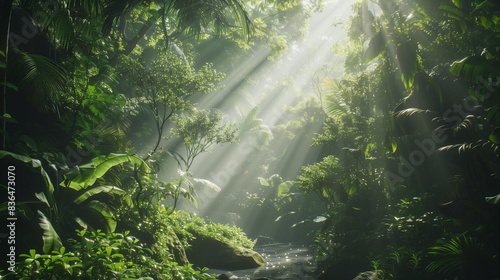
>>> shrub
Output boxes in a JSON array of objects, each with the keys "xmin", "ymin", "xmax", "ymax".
[{"xmin": 4, "ymin": 229, "xmax": 216, "ymax": 280}]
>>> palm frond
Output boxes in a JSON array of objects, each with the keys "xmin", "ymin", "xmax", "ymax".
[
  {"xmin": 67, "ymin": 0, "xmax": 103, "ymax": 16},
  {"xmin": 453, "ymin": 115, "xmax": 479, "ymax": 141},
  {"xmin": 102, "ymin": 0, "xmax": 145, "ymax": 34},
  {"xmin": 50, "ymin": 7, "xmax": 74, "ymax": 49},
  {"xmin": 319, "ymin": 78, "xmax": 347, "ymax": 118},
  {"xmin": 20, "ymin": 0, "xmax": 75, "ymax": 49},
  {"xmin": 171, "ymin": 0, "xmax": 252, "ymax": 38},
  {"xmin": 427, "ymin": 236, "xmax": 489, "ymax": 276},
  {"xmin": 437, "ymin": 140, "xmax": 500, "ymax": 156},
  {"xmin": 102, "ymin": 0, "xmax": 252, "ymax": 40},
  {"xmin": 323, "ymin": 94, "xmax": 347, "ymax": 118},
  {"xmin": 392, "ymin": 108, "xmax": 438, "ymax": 135},
  {"xmin": 193, "ymin": 177, "xmax": 221, "ymax": 192},
  {"xmin": 8, "ymin": 49, "xmax": 67, "ymax": 111},
  {"xmin": 394, "ymin": 108, "xmax": 436, "ymax": 123}
]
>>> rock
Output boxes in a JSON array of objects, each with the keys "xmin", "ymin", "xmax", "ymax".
[
  {"xmin": 187, "ymin": 234, "xmax": 266, "ymax": 270},
  {"xmin": 217, "ymin": 272, "xmax": 235, "ymax": 280},
  {"xmin": 352, "ymin": 271, "xmax": 378, "ymax": 280},
  {"xmin": 161, "ymin": 226, "xmax": 189, "ymax": 265}
]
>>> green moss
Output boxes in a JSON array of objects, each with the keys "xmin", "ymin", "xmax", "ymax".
[{"xmin": 168, "ymin": 210, "xmax": 255, "ymax": 250}]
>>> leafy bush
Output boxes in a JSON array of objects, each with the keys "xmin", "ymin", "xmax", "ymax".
[
  {"xmin": 371, "ymin": 247, "xmax": 429, "ymax": 280},
  {"xmin": 4, "ymin": 230, "xmax": 216, "ymax": 280}
]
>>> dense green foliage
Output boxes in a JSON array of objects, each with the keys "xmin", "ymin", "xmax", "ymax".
[
  {"xmin": 2, "ymin": 0, "xmax": 500, "ymax": 279},
  {"xmin": 9, "ymin": 230, "xmax": 217, "ymax": 280},
  {"xmin": 291, "ymin": 0, "xmax": 500, "ymax": 279},
  {"xmin": 0, "ymin": 0, "xmax": 323, "ymax": 278}
]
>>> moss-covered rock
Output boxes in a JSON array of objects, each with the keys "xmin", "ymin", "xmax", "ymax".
[
  {"xmin": 162, "ymin": 226, "xmax": 189, "ymax": 265},
  {"xmin": 187, "ymin": 233, "xmax": 266, "ymax": 270}
]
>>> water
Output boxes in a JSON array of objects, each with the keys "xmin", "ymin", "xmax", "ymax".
[{"xmin": 207, "ymin": 243, "xmax": 316, "ymax": 280}]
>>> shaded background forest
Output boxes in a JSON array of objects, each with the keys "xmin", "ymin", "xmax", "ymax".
[{"xmin": 1, "ymin": 0, "xmax": 500, "ymax": 279}]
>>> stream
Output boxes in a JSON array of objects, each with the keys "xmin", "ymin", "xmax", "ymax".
[{"xmin": 207, "ymin": 243, "xmax": 316, "ymax": 280}]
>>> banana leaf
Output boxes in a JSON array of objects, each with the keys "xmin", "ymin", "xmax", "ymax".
[
  {"xmin": 38, "ymin": 210, "xmax": 63, "ymax": 254},
  {"xmin": 81, "ymin": 200, "xmax": 117, "ymax": 233},
  {"xmin": 73, "ymin": 186, "xmax": 127, "ymax": 205},
  {"xmin": 0, "ymin": 151, "xmax": 54, "ymax": 200},
  {"xmin": 63, "ymin": 153, "xmax": 150, "ymax": 190}
]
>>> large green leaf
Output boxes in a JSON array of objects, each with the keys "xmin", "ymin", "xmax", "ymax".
[
  {"xmin": 485, "ymin": 194, "xmax": 500, "ymax": 205},
  {"xmin": 450, "ymin": 56, "xmax": 500, "ymax": 83},
  {"xmin": 0, "ymin": 82, "xmax": 18, "ymax": 91},
  {"xmin": 320, "ymin": 78, "xmax": 348, "ymax": 118},
  {"xmin": 258, "ymin": 177, "xmax": 270, "ymax": 186},
  {"xmin": 0, "ymin": 201, "xmax": 44, "ymax": 212},
  {"xmin": 81, "ymin": 200, "xmax": 117, "ymax": 233},
  {"xmin": 397, "ymin": 41, "xmax": 419, "ymax": 90},
  {"xmin": 0, "ymin": 151, "xmax": 54, "ymax": 198},
  {"xmin": 383, "ymin": 133, "xmax": 397, "ymax": 153},
  {"xmin": 486, "ymin": 105, "xmax": 500, "ymax": 127},
  {"xmin": 35, "ymin": 192, "xmax": 51, "ymax": 209},
  {"xmin": 64, "ymin": 153, "xmax": 150, "ymax": 190},
  {"xmin": 489, "ymin": 128, "xmax": 500, "ymax": 144},
  {"xmin": 38, "ymin": 210, "xmax": 62, "ymax": 254},
  {"xmin": 0, "ymin": 114, "xmax": 16, "ymax": 123},
  {"xmin": 364, "ymin": 30, "xmax": 387, "ymax": 64},
  {"xmin": 73, "ymin": 186, "xmax": 127, "ymax": 205},
  {"xmin": 438, "ymin": 4, "xmax": 464, "ymax": 20},
  {"xmin": 192, "ymin": 178, "xmax": 221, "ymax": 192},
  {"xmin": 276, "ymin": 182, "xmax": 291, "ymax": 197}
]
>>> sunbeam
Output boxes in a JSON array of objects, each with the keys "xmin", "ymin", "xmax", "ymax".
[{"xmin": 168, "ymin": 1, "xmax": 358, "ymax": 227}]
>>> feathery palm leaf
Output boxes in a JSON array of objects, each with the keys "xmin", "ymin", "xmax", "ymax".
[
  {"xmin": 102, "ymin": 0, "xmax": 146, "ymax": 34},
  {"xmin": 453, "ymin": 115, "xmax": 479, "ymax": 140},
  {"xmin": 323, "ymin": 94, "xmax": 347, "ymax": 118},
  {"xmin": 427, "ymin": 236, "xmax": 490, "ymax": 276},
  {"xmin": 20, "ymin": 0, "xmax": 75, "ymax": 49},
  {"xmin": 319, "ymin": 78, "xmax": 347, "ymax": 118},
  {"xmin": 170, "ymin": 0, "xmax": 252, "ymax": 38},
  {"xmin": 392, "ymin": 108, "xmax": 437, "ymax": 134},
  {"xmin": 102, "ymin": 0, "xmax": 252, "ymax": 39},
  {"xmin": 240, "ymin": 106, "xmax": 273, "ymax": 145},
  {"xmin": 393, "ymin": 108, "xmax": 436, "ymax": 123},
  {"xmin": 67, "ymin": 0, "xmax": 103, "ymax": 15},
  {"xmin": 8, "ymin": 49, "xmax": 67, "ymax": 111}
]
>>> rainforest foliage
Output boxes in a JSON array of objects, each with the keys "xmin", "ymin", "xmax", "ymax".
[
  {"xmin": 301, "ymin": 0, "xmax": 500, "ymax": 279},
  {"xmin": 1, "ymin": 0, "xmax": 500, "ymax": 279}
]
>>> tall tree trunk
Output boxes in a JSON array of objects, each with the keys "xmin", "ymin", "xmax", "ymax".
[{"xmin": 0, "ymin": 0, "xmax": 13, "ymax": 149}]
